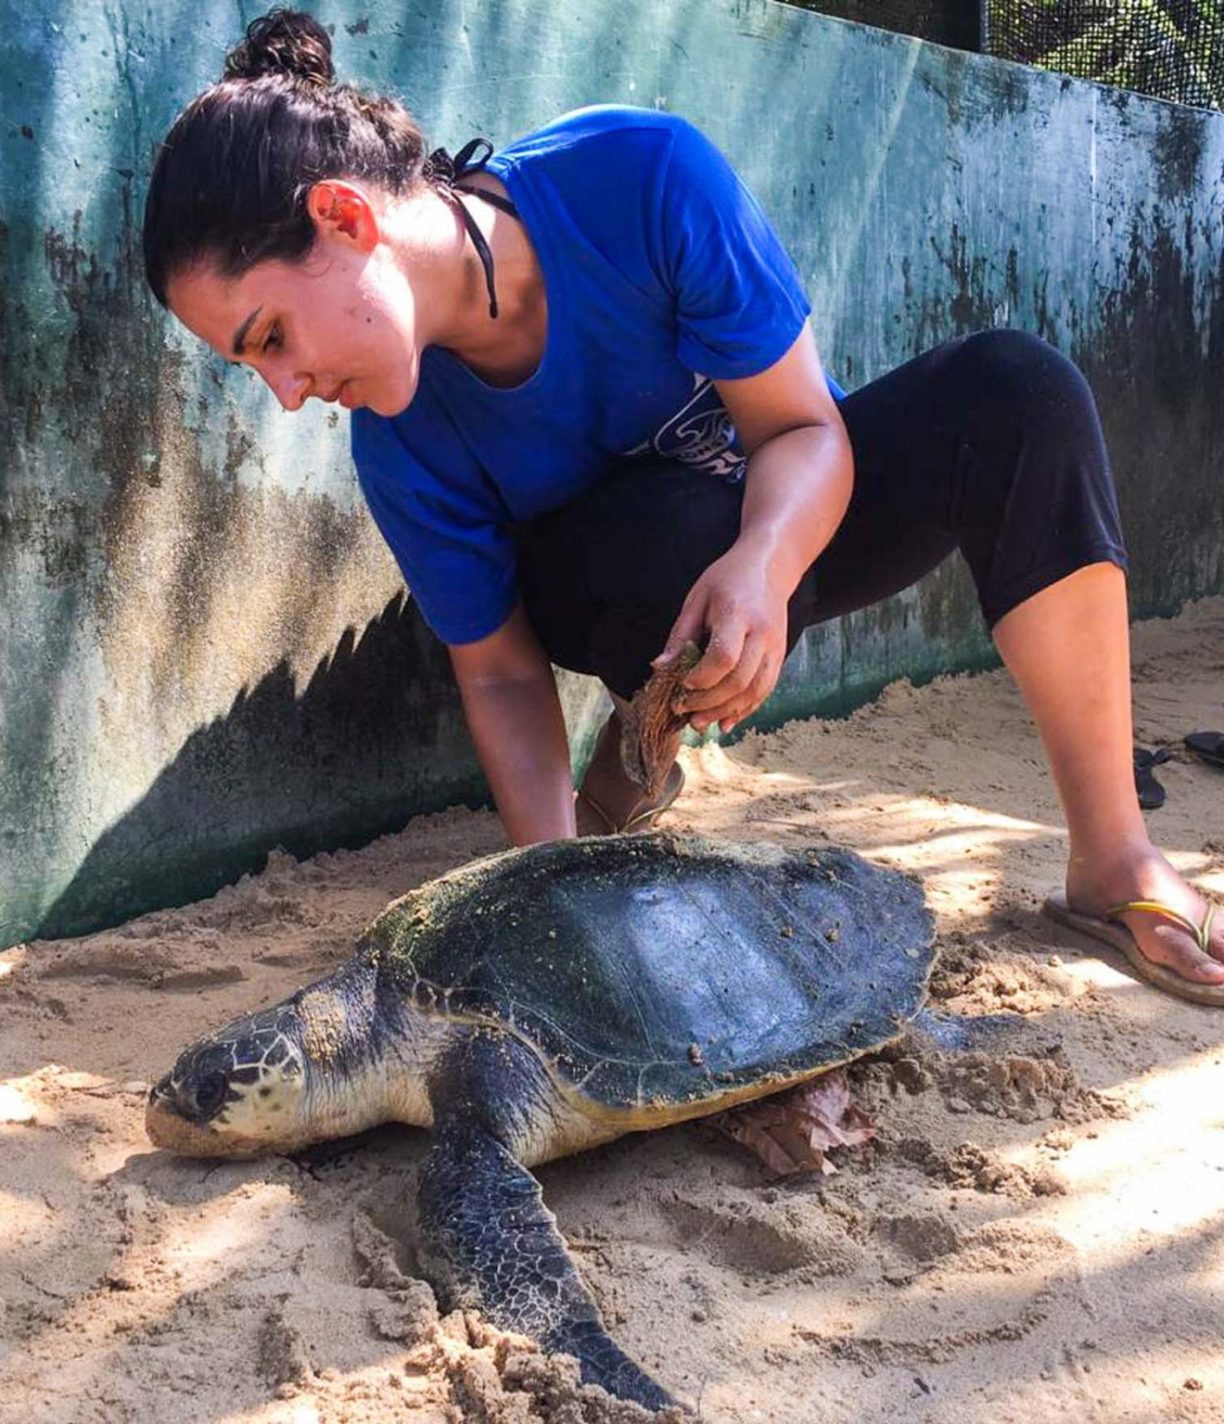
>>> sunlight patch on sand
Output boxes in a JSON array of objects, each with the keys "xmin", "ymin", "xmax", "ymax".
[
  {"xmin": 826, "ymin": 794, "xmax": 1057, "ymax": 838},
  {"xmin": 160, "ymin": 1182, "xmax": 299, "ymax": 1286},
  {"xmin": 1012, "ymin": 1047, "xmax": 1224, "ymax": 1247},
  {"xmin": 215, "ymin": 1399, "xmax": 322, "ymax": 1424},
  {"xmin": 0, "ymin": 1081, "xmax": 39, "ymax": 1126}
]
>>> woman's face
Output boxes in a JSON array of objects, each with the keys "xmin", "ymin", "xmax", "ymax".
[{"xmin": 167, "ymin": 236, "xmax": 422, "ymax": 419}]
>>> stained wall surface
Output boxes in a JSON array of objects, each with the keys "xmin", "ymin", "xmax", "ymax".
[{"xmin": 2, "ymin": 0, "xmax": 1222, "ymax": 946}]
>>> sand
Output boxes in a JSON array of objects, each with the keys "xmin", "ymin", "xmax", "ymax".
[{"xmin": 2, "ymin": 598, "xmax": 1223, "ymax": 1424}]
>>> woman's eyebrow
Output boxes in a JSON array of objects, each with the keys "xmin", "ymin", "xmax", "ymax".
[{"xmin": 231, "ymin": 306, "xmax": 263, "ymax": 355}]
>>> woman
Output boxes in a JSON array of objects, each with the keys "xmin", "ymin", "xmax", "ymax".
[{"xmin": 144, "ymin": 10, "xmax": 1222, "ymax": 1002}]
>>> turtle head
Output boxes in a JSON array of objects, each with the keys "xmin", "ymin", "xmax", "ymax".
[
  {"xmin": 146, "ymin": 1002, "xmax": 316, "ymax": 1156},
  {"xmin": 147, "ymin": 961, "xmax": 392, "ymax": 1158}
]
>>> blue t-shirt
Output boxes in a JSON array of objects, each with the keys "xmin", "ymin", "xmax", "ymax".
[{"xmin": 352, "ymin": 105, "xmax": 839, "ymax": 645}]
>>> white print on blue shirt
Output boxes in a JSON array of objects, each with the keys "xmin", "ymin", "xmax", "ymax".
[{"xmin": 623, "ymin": 375, "xmax": 747, "ymax": 483}]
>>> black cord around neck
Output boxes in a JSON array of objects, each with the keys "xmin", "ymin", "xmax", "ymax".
[{"xmin": 428, "ymin": 139, "xmax": 521, "ymax": 320}]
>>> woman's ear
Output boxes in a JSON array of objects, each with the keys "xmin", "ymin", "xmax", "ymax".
[{"xmin": 306, "ymin": 180, "xmax": 380, "ymax": 251}]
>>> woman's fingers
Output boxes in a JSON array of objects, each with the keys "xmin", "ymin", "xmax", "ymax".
[
  {"xmin": 657, "ymin": 553, "xmax": 788, "ymax": 729},
  {"xmin": 680, "ymin": 635, "xmax": 779, "ymax": 730},
  {"xmin": 681, "ymin": 628, "xmax": 745, "ymax": 699},
  {"xmin": 652, "ymin": 593, "xmax": 711, "ymax": 670},
  {"xmin": 715, "ymin": 652, "xmax": 782, "ymax": 731}
]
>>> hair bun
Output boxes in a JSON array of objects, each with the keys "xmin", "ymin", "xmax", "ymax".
[{"xmin": 223, "ymin": 9, "xmax": 335, "ymax": 86}]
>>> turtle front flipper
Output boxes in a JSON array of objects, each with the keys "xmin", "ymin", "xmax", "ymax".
[{"xmin": 417, "ymin": 1031, "xmax": 675, "ymax": 1412}]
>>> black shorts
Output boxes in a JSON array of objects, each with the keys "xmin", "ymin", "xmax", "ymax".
[{"xmin": 515, "ymin": 330, "xmax": 1128, "ymax": 699}]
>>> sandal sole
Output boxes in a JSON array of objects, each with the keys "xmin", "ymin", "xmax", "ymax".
[{"xmin": 1042, "ymin": 892, "xmax": 1224, "ymax": 1007}]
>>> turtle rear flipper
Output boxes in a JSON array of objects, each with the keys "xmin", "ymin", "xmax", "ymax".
[{"xmin": 417, "ymin": 1033, "xmax": 675, "ymax": 1412}]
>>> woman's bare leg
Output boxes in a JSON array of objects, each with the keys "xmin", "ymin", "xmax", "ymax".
[{"xmin": 993, "ymin": 561, "xmax": 1224, "ymax": 984}]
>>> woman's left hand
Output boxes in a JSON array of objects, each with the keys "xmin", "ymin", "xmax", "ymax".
[{"xmin": 652, "ymin": 539, "xmax": 790, "ymax": 734}]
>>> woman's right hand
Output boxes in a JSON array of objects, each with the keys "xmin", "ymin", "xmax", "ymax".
[{"xmin": 652, "ymin": 538, "xmax": 792, "ymax": 735}]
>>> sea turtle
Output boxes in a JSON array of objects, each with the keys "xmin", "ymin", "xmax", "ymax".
[{"xmin": 147, "ymin": 831, "xmax": 935, "ymax": 1410}]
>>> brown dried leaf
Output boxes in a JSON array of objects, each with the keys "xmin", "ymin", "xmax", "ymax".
[{"xmin": 715, "ymin": 1069, "xmax": 875, "ymax": 1178}]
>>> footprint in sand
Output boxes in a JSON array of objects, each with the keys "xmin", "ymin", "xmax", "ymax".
[
  {"xmin": 799, "ymin": 1221, "xmax": 1082, "ymax": 1365},
  {"xmin": 32, "ymin": 937, "xmax": 246, "ymax": 989},
  {"xmin": 658, "ymin": 1192, "xmax": 864, "ymax": 1279}
]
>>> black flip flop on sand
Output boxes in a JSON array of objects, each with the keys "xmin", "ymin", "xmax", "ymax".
[
  {"xmin": 1185, "ymin": 731, "xmax": 1224, "ymax": 770},
  {"xmin": 1133, "ymin": 745, "xmax": 1171, "ymax": 810}
]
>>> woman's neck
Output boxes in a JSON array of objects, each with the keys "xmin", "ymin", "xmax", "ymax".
[{"xmin": 394, "ymin": 180, "xmax": 547, "ymax": 387}]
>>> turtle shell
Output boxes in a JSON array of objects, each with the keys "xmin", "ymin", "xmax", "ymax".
[{"xmin": 360, "ymin": 832, "xmax": 934, "ymax": 1114}]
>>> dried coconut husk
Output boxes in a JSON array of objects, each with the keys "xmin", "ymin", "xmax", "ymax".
[
  {"xmin": 620, "ymin": 643, "xmax": 703, "ymax": 798},
  {"xmin": 715, "ymin": 1069, "xmax": 876, "ymax": 1178}
]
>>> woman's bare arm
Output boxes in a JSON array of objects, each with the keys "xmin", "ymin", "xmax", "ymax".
[
  {"xmin": 447, "ymin": 603, "xmax": 577, "ymax": 844},
  {"xmin": 656, "ymin": 322, "xmax": 854, "ymax": 732}
]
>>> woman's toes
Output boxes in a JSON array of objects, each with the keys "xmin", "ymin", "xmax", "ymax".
[{"xmin": 1128, "ymin": 918, "xmax": 1224, "ymax": 984}]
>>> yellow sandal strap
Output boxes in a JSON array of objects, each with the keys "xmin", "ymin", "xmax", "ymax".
[
  {"xmin": 574, "ymin": 787, "xmax": 621, "ymax": 835},
  {"xmin": 575, "ymin": 772, "xmax": 681, "ymax": 835},
  {"xmin": 628, "ymin": 763, "xmax": 685, "ymax": 831},
  {"xmin": 1107, "ymin": 899, "xmax": 1216, "ymax": 954}
]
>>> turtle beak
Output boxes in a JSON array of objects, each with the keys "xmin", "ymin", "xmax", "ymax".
[{"xmin": 145, "ymin": 1075, "xmax": 231, "ymax": 1157}]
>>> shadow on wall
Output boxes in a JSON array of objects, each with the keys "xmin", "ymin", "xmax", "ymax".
[
  {"xmin": 35, "ymin": 592, "xmax": 486, "ymax": 941},
  {"xmin": 1074, "ymin": 212, "xmax": 1224, "ymax": 615},
  {"xmin": 895, "ymin": 203, "xmax": 1224, "ymax": 619}
]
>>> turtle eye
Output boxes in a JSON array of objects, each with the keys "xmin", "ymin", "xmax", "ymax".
[{"xmin": 182, "ymin": 1071, "xmax": 229, "ymax": 1122}]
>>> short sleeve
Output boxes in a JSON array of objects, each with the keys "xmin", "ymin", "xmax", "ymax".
[
  {"xmin": 658, "ymin": 119, "xmax": 811, "ymax": 380},
  {"xmin": 351, "ymin": 410, "xmax": 518, "ymax": 645}
]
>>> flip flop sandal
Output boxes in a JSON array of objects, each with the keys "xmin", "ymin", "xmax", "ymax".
[
  {"xmin": 1043, "ymin": 892, "xmax": 1224, "ymax": 1007},
  {"xmin": 1185, "ymin": 730, "xmax": 1224, "ymax": 770},
  {"xmin": 1133, "ymin": 745, "xmax": 1172, "ymax": 810},
  {"xmin": 576, "ymin": 763, "xmax": 686, "ymax": 836}
]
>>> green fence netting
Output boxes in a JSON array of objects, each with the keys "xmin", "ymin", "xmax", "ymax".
[
  {"xmin": 786, "ymin": 1, "xmax": 1224, "ymax": 109},
  {"xmin": 985, "ymin": 0, "xmax": 1224, "ymax": 109}
]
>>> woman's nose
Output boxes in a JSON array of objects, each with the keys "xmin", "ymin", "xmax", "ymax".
[{"xmin": 268, "ymin": 370, "xmax": 310, "ymax": 412}]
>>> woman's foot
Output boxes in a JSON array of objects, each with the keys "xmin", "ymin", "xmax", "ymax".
[
  {"xmin": 575, "ymin": 763, "xmax": 685, "ymax": 836},
  {"xmin": 575, "ymin": 709, "xmax": 684, "ymax": 836},
  {"xmin": 991, "ymin": 566, "xmax": 1223, "ymax": 993},
  {"xmin": 1065, "ymin": 847, "xmax": 1224, "ymax": 986}
]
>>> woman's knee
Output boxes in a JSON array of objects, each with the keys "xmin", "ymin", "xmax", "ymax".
[
  {"xmin": 947, "ymin": 331, "xmax": 1123, "ymax": 611},
  {"xmin": 954, "ymin": 329, "xmax": 1100, "ymax": 438}
]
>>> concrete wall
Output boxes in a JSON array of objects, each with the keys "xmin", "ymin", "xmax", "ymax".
[{"xmin": 2, "ymin": 0, "xmax": 1222, "ymax": 947}]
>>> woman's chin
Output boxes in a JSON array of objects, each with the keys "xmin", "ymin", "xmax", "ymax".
[
  {"xmin": 350, "ymin": 369, "xmax": 418, "ymax": 419},
  {"xmin": 384, "ymin": 371, "xmax": 420, "ymax": 418}
]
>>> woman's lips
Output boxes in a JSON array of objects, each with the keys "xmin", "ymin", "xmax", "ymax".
[{"xmin": 314, "ymin": 380, "xmax": 356, "ymax": 408}]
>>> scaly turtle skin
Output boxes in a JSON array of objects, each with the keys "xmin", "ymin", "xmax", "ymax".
[{"xmin": 147, "ymin": 831, "xmax": 935, "ymax": 1410}]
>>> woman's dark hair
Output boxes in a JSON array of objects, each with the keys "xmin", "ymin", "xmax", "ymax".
[{"xmin": 143, "ymin": 9, "xmax": 429, "ymax": 305}]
